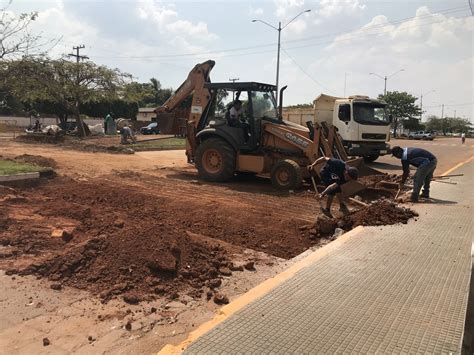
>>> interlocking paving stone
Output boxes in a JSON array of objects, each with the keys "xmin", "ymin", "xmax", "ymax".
[{"xmin": 185, "ymin": 163, "xmax": 473, "ymax": 354}]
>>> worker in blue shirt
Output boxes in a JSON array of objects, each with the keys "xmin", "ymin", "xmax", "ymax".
[
  {"xmin": 308, "ymin": 157, "xmax": 359, "ymax": 217},
  {"xmin": 391, "ymin": 146, "xmax": 437, "ymax": 202}
]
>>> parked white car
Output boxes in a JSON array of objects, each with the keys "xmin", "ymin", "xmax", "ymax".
[{"xmin": 408, "ymin": 131, "xmax": 434, "ymax": 140}]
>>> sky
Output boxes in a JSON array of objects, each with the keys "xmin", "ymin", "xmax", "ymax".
[{"xmin": 3, "ymin": 0, "xmax": 474, "ymax": 120}]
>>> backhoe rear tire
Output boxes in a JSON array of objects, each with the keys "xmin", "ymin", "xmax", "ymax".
[
  {"xmin": 271, "ymin": 159, "xmax": 302, "ymax": 190},
  {"xmin": 196, "ymin": 138, "xmax": 236, "ymax": 182}
]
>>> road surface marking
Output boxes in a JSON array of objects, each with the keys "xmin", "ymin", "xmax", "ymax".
[
  {"xmin": 442, "ymin": 156, "xmax": 474, "ymax": 176},
  {"xmin": 158, "ymin": 227, "xmax": 366, "ymax": 355}
]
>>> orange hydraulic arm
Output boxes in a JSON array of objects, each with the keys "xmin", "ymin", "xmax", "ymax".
[{"xmin": 154, "ymin": 60, "xmax": 215, "ymax": 161}]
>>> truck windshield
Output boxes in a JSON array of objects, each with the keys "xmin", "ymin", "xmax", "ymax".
[
  {"xmin": 353, "ymin": 103, "xmax": 389, "ymax": 126},
  {"xmin": 251, "ymin": 91, "xmax": 277, "ymax": 119}
]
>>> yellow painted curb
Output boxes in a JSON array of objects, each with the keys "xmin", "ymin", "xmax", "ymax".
[
  {"xmin": 442, "ymin": 156, "xmax": 474, "ymax": 176},
  {"xmin": 158, "ymin": 226, "xmax": 365, "ymax": 355}
]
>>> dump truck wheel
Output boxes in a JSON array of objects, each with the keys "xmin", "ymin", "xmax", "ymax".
[
  {"xmin": 363, "ymin": 155, "xmax": 379, "ymax": 163},
  {"xmin": 196, "ymin": 138, "xmax": 236, "ymax": 182},
  {"xmin": 271, "ymin": 159, "xmax": 302, "ymax": 190}
]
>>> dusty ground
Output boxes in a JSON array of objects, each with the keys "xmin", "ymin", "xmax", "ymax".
[{"xmin": 0, "ymin": 139, "xmax": 418, "ymax": 353}]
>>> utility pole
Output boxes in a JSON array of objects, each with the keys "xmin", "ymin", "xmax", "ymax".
[
  {"xmin": 68, "ymin": 45, "xmax": 89, "ymax": 63},
  {"xmin": 441, "ymin": 104, "xmax": 444, "ymax": 119},
  {"xmin": 67, "ymin": 45, "xmax": 89, "ymax": 138},
  {"xmin": 454, "ymin": 110, "xmax": 456, "ymax": 119},
  {"xmin": 229, "ymin": 78, "xmax": 239, "ymax": 101}
]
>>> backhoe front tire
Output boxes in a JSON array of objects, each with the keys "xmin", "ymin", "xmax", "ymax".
[
  {"xmin": 196, "ymin": 138, "xmax": 236, "ymax": 182},
  {"xmin": 271, "ymin": 159, "xmax": 302, "ymax": 190}
]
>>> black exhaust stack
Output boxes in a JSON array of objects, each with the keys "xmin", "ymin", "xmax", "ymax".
[{"xmin": 278, "ymin": 85, "xmax": 287, "ymax": 120}]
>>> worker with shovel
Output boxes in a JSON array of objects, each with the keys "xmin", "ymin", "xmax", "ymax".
[
  {"xmin": 391, "ymin": 146, "xmax": 437, "ymax": 202},
  {"xmin": 308, "ymin": 157, "xmax": 359, "ymax": 217}
]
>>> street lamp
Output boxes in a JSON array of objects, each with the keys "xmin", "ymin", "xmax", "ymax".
[
  {"xmin": 369, "ymin": 69, "xmax": 405, "ymax": 96},
  {"xmin": 252, "ymin": 9, "xmax": 311, "ymax": 104},
  {"xmin": 419, "ymin": 89, "xmax": 435, "ymax": 121}
]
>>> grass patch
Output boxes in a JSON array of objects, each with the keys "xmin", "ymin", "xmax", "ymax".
[
  {"xmin": 133, "ymin": 137, "xmax": 186, "ymax": 150},
  {"xmin": 0, "ymin": 160, "xmax": 41, "ymax": 175}
]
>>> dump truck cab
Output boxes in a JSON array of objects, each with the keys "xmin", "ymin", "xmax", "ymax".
[{"xmin": 314, "ymin": 94, "xmax": 391, "ymax": 162}]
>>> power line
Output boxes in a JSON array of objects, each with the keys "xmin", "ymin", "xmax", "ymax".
[
  {"xmin": 86, "ymin": 5, "xmax": 469, "ymax": 61},
  {"xmin": 281, "ymin": 47, "xmax": 335, "ymax": 94}
]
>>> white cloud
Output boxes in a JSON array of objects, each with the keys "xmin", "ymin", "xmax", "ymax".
[
  {"xmin": 249, "ymin": 5, "xmax": 264, "ymax": 16},
  {"xmin": 136, "ymin": 0, "xmax": 217, "ymax": 41},
  {"xmin": 318, "ymin": 0, "xmax": 366, "ymax": 18},
  {"xmin": 303, "ymin": 6, "xmax": 473, "ymax": 117},
  {"xmin": 274, "ymin": 0, "xmax": 305, "ymax": 18}
]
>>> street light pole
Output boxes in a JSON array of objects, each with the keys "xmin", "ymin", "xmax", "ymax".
[
  {"xmin": 369, "ymin": 69, "xmax": 404, "ymax": 96},
  {"xmin": 252, "ymin": 9, "xmax": 311, "ymax": 104},
  {"xmin": 419, "ymin": 89, "xmax": 435, "ymax": 121},
  {"xmin": 276, "ymin": 21, "xmax": 281, "ymax": 104}
]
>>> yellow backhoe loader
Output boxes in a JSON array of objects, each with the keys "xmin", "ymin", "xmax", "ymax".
[{"xmin": 154, "ymin": 60, "xmax": 381, "ymax": 191}]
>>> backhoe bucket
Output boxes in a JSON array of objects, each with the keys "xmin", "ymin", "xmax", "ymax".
[
  {"xmin": 345, "ymin": 157, "xmax": 384, "ymax": 177},
  {"xmin": 340, "ymin": 157, "xmax": 385, "ymax": 197}
]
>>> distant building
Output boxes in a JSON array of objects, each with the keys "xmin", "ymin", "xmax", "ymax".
[{"xmin": 137, "ymin": 107, "xmax": 156, "ymax": 121}]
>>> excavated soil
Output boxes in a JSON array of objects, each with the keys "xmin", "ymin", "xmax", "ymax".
[
  {"xmin": 0, "ymin": 156, "xmax": 418, "ymax": 304},
  {"xmin": 13, "ymin": 154, "xmax": 58, "ymax": 168},
  {"xmin": 0, "ymin": 177, "xmax": 318, "ymax": 303}
]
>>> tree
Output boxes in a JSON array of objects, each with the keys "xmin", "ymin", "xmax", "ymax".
[
  {"xmin": 0, "ymin": 1, "xmax": 57, "ymax": 59},
  {"xmin": 378, "ymin": 91, "xmax": 421, "ymax": 137},
  {"xmin": 4, "ymin": 58, "xmax": 131, "ymax": 136},
  {"xmin": 401, "ymin": 117, "xmax": 424, "ymax": 132},
  {"xmin": 426, "ymin": 115, "xmax": 471, "ymax": 135}
]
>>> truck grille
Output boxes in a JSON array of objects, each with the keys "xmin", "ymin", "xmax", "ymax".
[{"xmin": 362, "ymin": 133, "xmax": 386, "ymax": 140}]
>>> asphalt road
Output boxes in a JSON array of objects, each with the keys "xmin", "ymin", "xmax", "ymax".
[{"xmin": 368, "ymin": 137, "xmax": 473, "ymax": 176}]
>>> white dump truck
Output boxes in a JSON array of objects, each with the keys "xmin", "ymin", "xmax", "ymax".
[{"xmin": 282, "ymin": 94, "xmax": 391, "ymax": 162}]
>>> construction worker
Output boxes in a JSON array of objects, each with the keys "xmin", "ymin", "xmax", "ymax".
[
  {"xmin": 227, "ymin": 100, "xmax": 250, "ymax": 142},
  {"xmin": 120, "ymin": 124, "xmax": 137, "ymax": 144},
  {"xmin": 391, "ymin": 146, "xmax": 437, "ymax": 202},
  {"xmin": 308, "ymin": 157, "xmax": 359, "ymax": 217}
]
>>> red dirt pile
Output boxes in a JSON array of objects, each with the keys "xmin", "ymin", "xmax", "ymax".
[
  {"xmin": 13, "ymin": 154, "xmax": 57, "ymax": 168},
  {"xmin": 311, "ymin": 199, "xmax": 418, "ymax": 237},
  {"xmin": 344, "ymin": 199, "xmax": 418, "ymax": 228},
  {"xmin": 1, "ymin": 177, "xmax": 319, "ymax": 302}
]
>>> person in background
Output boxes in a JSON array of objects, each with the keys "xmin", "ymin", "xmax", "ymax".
[
  {"xmin": 104, "ymin": 113, "xmax": 112, "ymax": 135},
  {"xmin": 120, "ymin": 124, "xmax": 136, "ymax": 144},
  {"xmin": 461, "ymin": 132, "xmax": 466, "ymax": 144},
  {"xmin": 391, "ymin": 146, "xmax": 437, "ymax": 202},
  {"xmin": 308, "ymin": 157, "xmax": 359, "ymax": 217}
]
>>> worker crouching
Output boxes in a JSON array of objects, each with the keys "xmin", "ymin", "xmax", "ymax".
[
  {"xmin": 120, "ymin": 125, "xmax": 137, "ymax": 145},
  {"xmin": 308, "ymin": 157, "xmax": 359, "ymax": 218}
]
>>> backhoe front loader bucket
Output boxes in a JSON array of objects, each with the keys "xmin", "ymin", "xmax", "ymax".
[{"xmin": 345, "ymin": 157, "xmax": 384, "ymax": 177}]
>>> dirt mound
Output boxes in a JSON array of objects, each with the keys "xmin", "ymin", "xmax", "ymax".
[
  {"xmin": 14, "ymin": 154, "xmax": 57, "ymax": 168},
  {"xmin": 15, "ymin": 134, "xmax": 64, "ymax": 144},
  {"xmin": 17, "ymin": 230, "xmax": 229, "ymax": 303},
  {"xmin": 2, "ymin": 177, "xmax": 312, "ymax": 302},
  {"xmin": 311, "ymin": 199, "xmax": 418, "ymax": 237},
  {"xmin": 346, "ymin": 200, "xmax": 418, "ymax": 227}
]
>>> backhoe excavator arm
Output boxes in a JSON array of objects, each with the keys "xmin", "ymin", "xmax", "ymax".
[{"xmin": 154, "ymin": 60, "xmax": 215, "ymax": 162}]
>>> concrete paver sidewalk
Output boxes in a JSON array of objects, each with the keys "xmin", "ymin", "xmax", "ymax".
[{"xmin": 169, "ymin": 162, "xmax": 473, "ymax": 354}]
